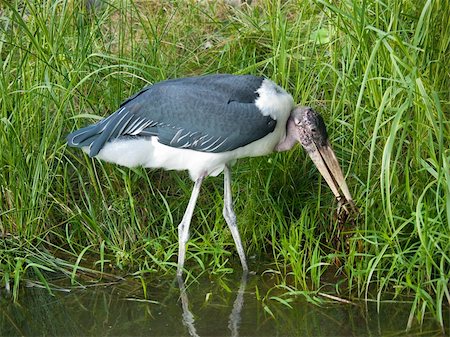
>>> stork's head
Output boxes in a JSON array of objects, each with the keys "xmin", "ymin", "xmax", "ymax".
[{"xmin": 276, "ymin": 106, "xmax": 356, "ymax": 212}]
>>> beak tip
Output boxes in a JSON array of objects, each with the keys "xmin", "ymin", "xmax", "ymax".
[{"xmin": 338, "ymin": 197, "xmax": 358, "ymax": 215}]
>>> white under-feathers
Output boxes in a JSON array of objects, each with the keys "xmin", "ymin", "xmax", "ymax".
[
  {"xmin": 255, "ymin": 79, "xmax": 293, "ymax": 120},
  {"xmin": 84, "ymin": 78, "xmax": 294, "ymax": 181}
]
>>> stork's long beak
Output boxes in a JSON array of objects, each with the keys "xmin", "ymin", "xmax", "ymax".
[{"xmin": 307, "ymin": 140, "xmax": 356, "ymax": 213}]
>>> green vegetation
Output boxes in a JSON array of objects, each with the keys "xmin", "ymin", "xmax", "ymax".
[{"xmin": 0, "ymin": 0, "xmax": 448, "ymax": 329}]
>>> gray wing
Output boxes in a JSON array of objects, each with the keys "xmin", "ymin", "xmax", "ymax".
[{"xmin": 67, "ymin": 74, "xmax": 277, "ymax": 156}]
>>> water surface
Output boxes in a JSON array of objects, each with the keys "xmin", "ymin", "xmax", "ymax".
[{"xmin": 1, "ymin": 272, "xmax": 446, "ymax": 336}]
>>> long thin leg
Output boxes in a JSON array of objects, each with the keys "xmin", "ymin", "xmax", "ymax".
[
  {"xmin": 177, "ymin": 174, "xmax": 205, "ymax": 276},
  {"xmin": 223, "ymin": 165, "xmax": 248, "ymax": 272}
]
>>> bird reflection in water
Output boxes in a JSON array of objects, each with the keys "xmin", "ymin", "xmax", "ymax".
[{"xmin": 177, "ymin": 272, "xmax": 248, "ymax": 337}]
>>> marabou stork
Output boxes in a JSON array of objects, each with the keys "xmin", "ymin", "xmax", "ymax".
[{"xmin": 67, "ymin": 74, "xmax": 355, "ymax": 276}]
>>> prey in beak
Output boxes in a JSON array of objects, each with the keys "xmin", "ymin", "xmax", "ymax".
[{"xmin": 276, "ymin": 106, "xmax": 357, "ymax": 216}]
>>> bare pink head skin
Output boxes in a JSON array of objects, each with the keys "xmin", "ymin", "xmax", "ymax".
[{"xmin": 276, "ymin": 106, "xmax": 355, "ymax": 211}]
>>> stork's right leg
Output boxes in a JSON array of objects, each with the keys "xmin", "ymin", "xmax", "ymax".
[
  {"xmin": 177, "ymin": 174, "xmax": 205, "ymax": 276},
  {"xmin": 223, "ymin": 165, "xmax": 248, "ymax": 272}
]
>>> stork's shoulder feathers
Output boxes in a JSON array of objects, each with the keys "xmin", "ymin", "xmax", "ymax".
[{"xmin": 66, "ymin": 74, "xmax": 294, "ymax": 157}]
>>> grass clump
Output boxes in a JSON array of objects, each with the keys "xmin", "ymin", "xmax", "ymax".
[{"xmin": 0, "ymin": 0, "xmax": 448, "ymax": 329}]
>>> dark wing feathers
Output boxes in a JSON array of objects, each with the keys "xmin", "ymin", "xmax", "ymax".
[
  {"xmin": 156, "ymin": 100, "xmax": 276, "ymax": 152},
  {"xmin": 67, "ymin": 74, "xmax": 276, "ymax": 156}
]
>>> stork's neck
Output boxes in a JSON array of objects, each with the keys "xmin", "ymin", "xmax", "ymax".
[{"xmin": 274, "ymin": 117, "xmax": 297, "ymax": 152}]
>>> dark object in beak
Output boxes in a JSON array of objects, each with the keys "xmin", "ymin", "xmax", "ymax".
[{"xmin": 291, "ymin": 107, "xmax": 357, "ymax": 215}]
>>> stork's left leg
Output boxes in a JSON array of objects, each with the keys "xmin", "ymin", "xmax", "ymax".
[
  {"xmin": 223, "ymin": 165, "xmax": 248, "ymax": 272},
  {"xmin": 177, "ymin": 174, "xmax": 205, "ymax": 276}
]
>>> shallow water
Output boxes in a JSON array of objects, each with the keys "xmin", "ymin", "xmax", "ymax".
[{"xmin": 1, "ymin": 272, "xmax": 446, "ymax": 336}]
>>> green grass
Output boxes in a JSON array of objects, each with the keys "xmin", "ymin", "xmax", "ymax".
[{"xmin": 0, "ymin": 0, "xmax": 449, "ymax": 330}]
